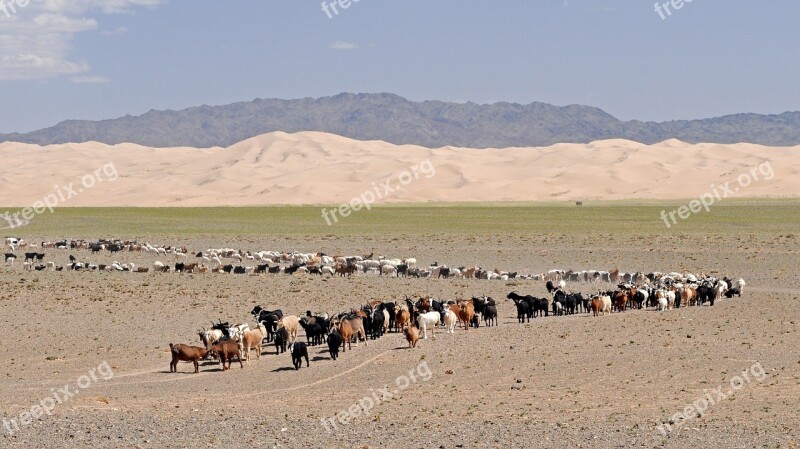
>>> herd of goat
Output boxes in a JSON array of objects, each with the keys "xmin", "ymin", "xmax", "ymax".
[
  {"xmin": 509, "ymin": 273, "xmax": 745, "ymax": 322},
  {"xmin": 4, "ymin": 238, "xmax": 724, "ymax": 288},
  {"xmin": 4, "ymin": 238, "xmax": 532, "ymax": 280},
  {"xmin": 176, "ymin": 271, "xmax": 745, "ymax": 373},
  {"xmin": 178, "ymin": 295, "xmax": 498, "ymax": 373},
  {"xmin": 3, "ymin": 237, "xmax": 747, "ymax": 372}
]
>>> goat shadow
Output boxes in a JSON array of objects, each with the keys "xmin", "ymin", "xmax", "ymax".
[
  {"xmin": 271, "ymin": 366, "xmax": 299, "ymax": 373},
  {"xmin": 163, "ymin": 367, "xmax": 227, "ymax": 373}
]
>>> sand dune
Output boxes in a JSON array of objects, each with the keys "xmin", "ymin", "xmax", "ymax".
[{"xmin": 0, "ymin": 132, "xmax": 797, "ymax": 206}]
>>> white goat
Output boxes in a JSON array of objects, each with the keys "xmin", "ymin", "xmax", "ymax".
[
  {"xmin": 443, "ymin": 309, "xmax": 457, "ymax": 334},
  {"xmin": 416, "ymin": 312, "xmax": 440, "ymax": 340}
]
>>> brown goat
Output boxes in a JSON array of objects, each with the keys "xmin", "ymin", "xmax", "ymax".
[
  {"xmin": 419, "ymin": 296, "xmax": 431, "ymax": 312},
  {"xmin": 403, "ymin": 325, "xmax": 420, "ymax": 349},
  {"xmin": 335, "ymin": 263, "xmax": 357, "ymax": 277},
  {"xmin": 457, "ymin": 301, "xmax": 475, "ymax": 331},
  {"xmin": 209, "ymin": 338, "xmax": 243, "ymax": 371},
  {"xmin": 169, "ymin": 343, "xmax": 208, "ymax": 373},
  {"xmin": 590, "ymin": 297, "xmax": 603, "ymax": 317},
  {"xmin": 394, "ymin": 304, "xmax": 411, "ymax": 332},
  {"xmin": 241, "ymin": 324, "xmax": 267, "ymax": 361},
  {"xmin": 682, "ymin": 287, "xmax": 697, "ymax": 306},
  {"xmin": 347, "ymin": 313, "xmax": 368, "ymax": 346},
  {"xmin": 613, "ymin": 291, "xmax": 629, "ymax": 312},
  {"xmin": 183, "ymin": 263, "xmax": 199, "ymax": 273},
  {"xmin": 448, "ymin": 303, "xmax": 461, "ymax": 317},
  {"xmin": 277, "ymin": 315, "xmax": 300, "ymax": 344},
  {"xmin": 337, "ymin": 319, "xmax": 354, "ymax": 352},
  {"xmin": 591, "ymin": 295, "xmax": 612, "ymax": 317}
]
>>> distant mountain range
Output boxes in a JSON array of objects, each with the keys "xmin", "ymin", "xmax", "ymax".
[{"xmin": 3, "ymin": 93, "xmax": 800, "ymax": 148}]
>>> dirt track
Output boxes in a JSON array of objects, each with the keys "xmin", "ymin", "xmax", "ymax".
[{"xmin": 1, "ymin": 233, "xmax": 798, "ymax": 448}]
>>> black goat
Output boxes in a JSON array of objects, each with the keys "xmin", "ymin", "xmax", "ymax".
[
  {"xmin": 290, "ymin": 342, "xmax": 309, "ymax": 370},
  {"xmin": 299, "ymin": 316, "xmax": 326, "ymax": 346},
  {"xmin": 724, "ymin": 287, "xmax": 741, "ymax": 298},
  {"xmin": 251, "ymin": 306, "xmax": 283, "ymax": 343},
  {"xmin": 482, "ymin": 303, "xmax": 498, "ymax": 326},
  {"xmin": 327, "ymin": 329, "xmax": 343, "ymax": 360},
  {"xmin": 274, "ymin": 327, "xmax": 289, "ymax": 354}
]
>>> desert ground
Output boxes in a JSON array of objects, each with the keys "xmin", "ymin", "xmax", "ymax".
[{"xmin": 0, "ymin": 205, "xmax": 798, "ymax": 448}]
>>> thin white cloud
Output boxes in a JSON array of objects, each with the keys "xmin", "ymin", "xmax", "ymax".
[
  {"xmin": 0, "ymin": 0, "xmax": 162, "ymax": 81},
  {"xmin": 37, "ymin": 0, "xmax": 161, "ymax": 15},
  {"xmin": 0, "ymin": 33, "xmax": 90, "ymax": 80},
  {"xmin": 330, "ymin": 40, "xmax": 358, "ymax": 50},
  {"xmin": 102, "ymin": 26, "xmax": 128, "ymax": 36},
  {"xmin": 71, "ymin": 75, "xmax": 109, "ymax": 84}
]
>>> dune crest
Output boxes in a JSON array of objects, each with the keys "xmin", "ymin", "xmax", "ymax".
[{"xmin": 0, "ymin": 132, "xmax": 797, "ymax": 206}]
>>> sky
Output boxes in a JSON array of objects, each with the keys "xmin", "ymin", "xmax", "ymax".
[{"xmin": 0, "ymin": 0, "xmax": 797, "ymax": 133}]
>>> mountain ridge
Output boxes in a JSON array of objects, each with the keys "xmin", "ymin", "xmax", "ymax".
[{"xmin": 3, "ymin": 93, "xmax": 800, "ymax": 148}]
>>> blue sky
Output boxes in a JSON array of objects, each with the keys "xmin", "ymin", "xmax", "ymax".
[{"xmin": 0, "ymin": 0, "xmax": 797, "ymax": 133}]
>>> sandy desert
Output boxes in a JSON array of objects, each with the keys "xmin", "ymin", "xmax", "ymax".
[{"xmin": 0, "ymin": 132, "xmax": 797, "ymax": 207}]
